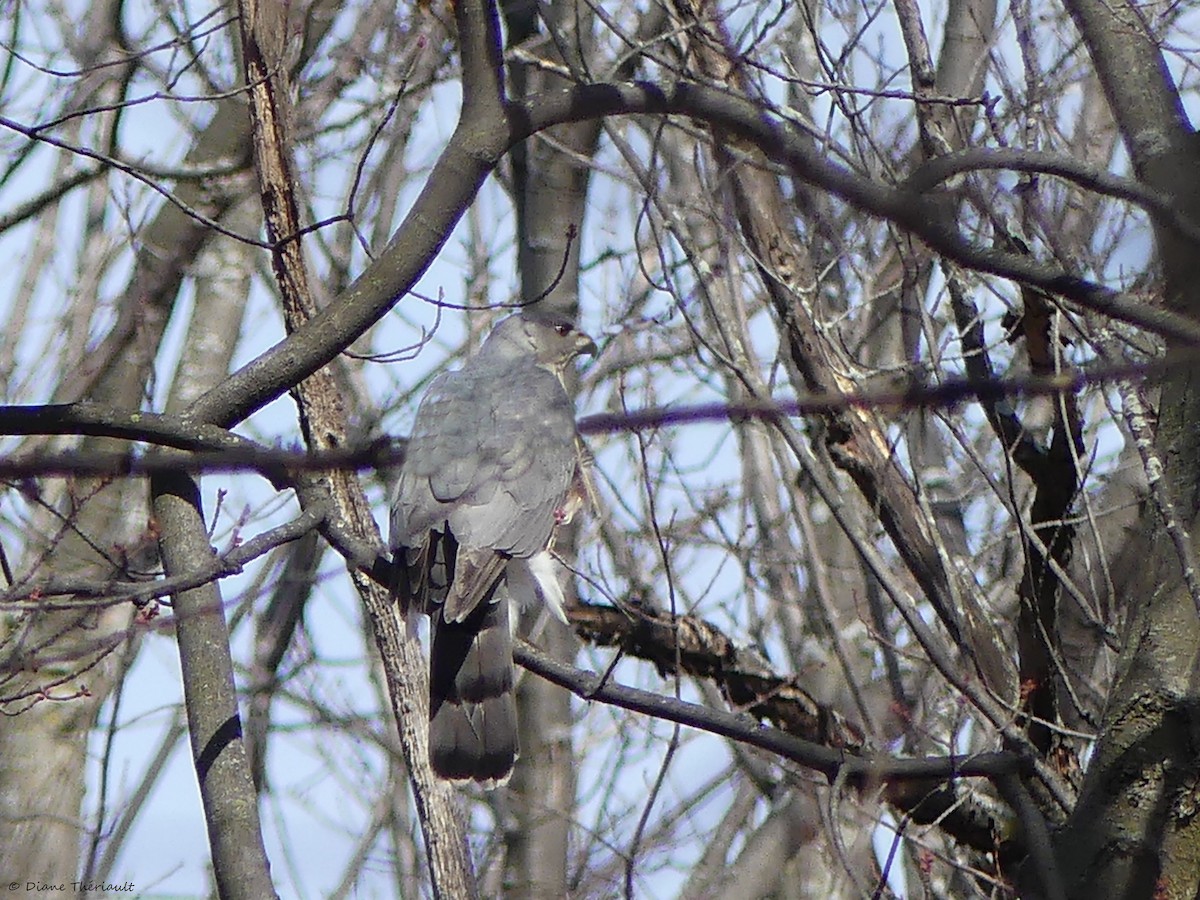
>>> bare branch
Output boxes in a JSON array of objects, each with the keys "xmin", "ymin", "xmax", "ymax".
[{"xmin": 515, "ymin": 639, "xmax": 1033, "ymax": 787}]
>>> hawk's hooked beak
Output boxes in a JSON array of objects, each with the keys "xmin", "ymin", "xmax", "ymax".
[{"xmin": 575, "ymin": 332, "xmax": 598, "ymax": 358}]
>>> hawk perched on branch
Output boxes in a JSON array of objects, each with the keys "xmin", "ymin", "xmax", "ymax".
[{"xmin": 389, "ymin": 312, "xmax": 596, "ymax": 784}]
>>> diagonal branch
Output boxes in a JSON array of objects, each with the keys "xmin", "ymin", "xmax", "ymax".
[
  {"xmin": 184, "ymin": 75, "xmax": 1200, "ymax": 445},
  {"xmin": 236, "ymin": 0, "xmax": 483, "ymax": 894},
  {"xmin": 515, "ymin": 638, "xmax": 1032, "ymax": 786},
  {"xmin": 572, "ymin": 601, "xmax": 865, "ymax": 750}
]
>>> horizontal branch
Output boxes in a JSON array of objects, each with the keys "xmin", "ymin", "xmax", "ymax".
[
  {"xmin": 0, "ymin": 351, "xmax": 1184, "ymax": 479},
  {"xmin": 0, "ymin": 441, "xmax": 402, "ymax": 480},
  {"xmin": 0, "ymin": 402, "xmax": 248, "ymax": 447},
  {"xmin": 515, "ymin": 639, "xmax": 1033, "ymax": 786},
  {"xmin": 579, "ymin": 349, "xmax": 1187, "ymax": 436}
]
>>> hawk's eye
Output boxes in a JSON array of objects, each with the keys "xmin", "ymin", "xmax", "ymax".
[{"xmin": 554, "ymin": 323, "xmax": 572, "ymax": 336}]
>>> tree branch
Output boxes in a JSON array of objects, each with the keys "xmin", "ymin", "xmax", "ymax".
[
  {"xmin": 515, "ymin": 639, "xmax": 1033, "ymax": 786},
  {"xmin": 514, "ymin": 82, "xmax": 1200, "ymax": 344},
  {"xmin": 571, "ymin": 601, "xmax": 864, "ymax": 750},
  {"xmin": 150, "ymin": 468, "xmax": 276, "ymax": 900}
]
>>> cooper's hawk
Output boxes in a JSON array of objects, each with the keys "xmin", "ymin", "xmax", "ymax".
[{"xmin": 389, "ymin": 312, "xmax": 596, "ymax": 784}]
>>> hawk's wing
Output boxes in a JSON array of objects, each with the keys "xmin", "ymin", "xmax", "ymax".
[{"xmin": 390, "ymin": 351, "xmax": 578, "ymax": 623}]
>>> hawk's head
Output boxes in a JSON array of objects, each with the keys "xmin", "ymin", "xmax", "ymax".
[{"xmin": 482, "ymin": 312, "xmax": 597, "ymax": 370}]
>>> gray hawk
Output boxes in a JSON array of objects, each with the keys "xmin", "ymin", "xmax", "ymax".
[{"xmin": 389, "ymin": 312, "xmax": 596, "ymax": 784}]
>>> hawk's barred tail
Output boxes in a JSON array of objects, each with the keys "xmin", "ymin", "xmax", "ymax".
[{"xmin": 428, "ymin": 590, "xmax": 518, "ymax": 785}]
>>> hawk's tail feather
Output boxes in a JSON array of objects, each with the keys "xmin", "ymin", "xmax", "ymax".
[{"xmin": 428, "ymin": 585, "xmax": 518, "ymax": 785}]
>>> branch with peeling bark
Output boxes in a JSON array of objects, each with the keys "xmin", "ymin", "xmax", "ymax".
[
  {"xmin": 561, "ymin": 597, "xmax": 1060, "ymax": 867},
  {"xmin": 571, "ymin": 601, "xmax": 865, "ymax": 750},
  {"xmin": 516, "ymin": 638, "xmax": 1033, "ymax": 785}
]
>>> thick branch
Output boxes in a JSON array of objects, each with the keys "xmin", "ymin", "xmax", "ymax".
[
  {"xmin": 151, "ymin": 469, "xmax": 277, "ymax": 900},
  {"xmin": 0, "ymin": 403, "xmax": 258, "ymax": 450}
]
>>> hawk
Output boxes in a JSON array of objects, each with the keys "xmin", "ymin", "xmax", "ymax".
[{"xmin": 389, "ymin": 312, "xmax": 596, "ymax": 784}]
